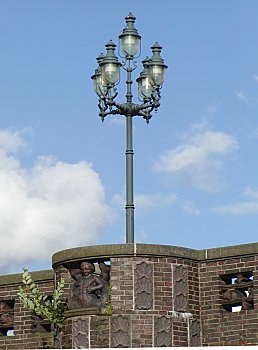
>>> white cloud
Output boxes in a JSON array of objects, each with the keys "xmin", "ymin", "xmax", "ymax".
[
  {"xmin": 244, "ymin": 186, "xmax": 258, "ymax": 199},
  {"xmin": 235, "ymin": 91, "xmax": 248, "ymax": 102},
  {"xmin": 0, "ymin": 129, "xmax": 28, "ymax": 154},
  {"xmin": 153, "ymin": 127, "xmax": 238, "ymax": 192},
  {"xmin": 182, "ymin": 201, "xmax": 200, "ymax": 215},
  {"xmin": 214, "ymin": 202, "xmax": 258, "ymax": 215},
  {"xmin": 214, "ymin": 187, "xmax": 258, "ymax": 215},
  {"xmin": 135, "ymin": 193, "xmax": 177, "ymax": 209},
  {"xmin": 191, "ymin": 120, "xmax": 210, "ymax": 132},
  {"xmin": 254, "ymin": 75, "xmax": 258, "ymax": 82},
  {"xmin": 0, "ymin": 129, "xmax": 112, "ymax": 273},
  {"xmin": 112, "ymin": 192, "xmax": 176, "ymax": 211},
  {"xmin": 112, "ymin": 193, "xmax": 124, "ymax": 207}
]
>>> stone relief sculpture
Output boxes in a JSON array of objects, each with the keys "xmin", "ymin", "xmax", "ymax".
[
  {"xmin": 154, "ymin": 316, "xmax": 172, "ymax": 347},
  {"xmin": 0, "ymin": 301, "xmax": 14, "ymax": 335},
  {"xmin": 173, "ymin": 265, "xmax": 188, "ymax": 312},
  {"xmin": 235, "ymin": 273, "xmax": 252, "ymax": 284},
  {"xmin": 190, "ymin": 319, "xmax": 201, "ymax": 346},
  {"xmin": 72, "ymin": 317, "xmax": 89, "ymax": 349},
  {"xmin": 223, "ymin": 288, "xmax": 253, "ymax": 310},
  {"xmin": 68, "ymin": 261, "xmax": 110, "ymax": 310},
  {"xmin": 134, "ymin": 262, "xmax": 153, "ymax": 310},
  {"xmin": 111, "ymin": 315, "xmax": 131, "ymax": 348},
  {"xmin": 222, "ymin": 272, "xmax": 254, "ymax": 310}
]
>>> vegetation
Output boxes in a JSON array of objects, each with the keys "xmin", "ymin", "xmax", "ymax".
[
  {"xmin": 103, "ymin": 284, "xmax": 113, "ymax": 315},
  {"xmin": 18, "ymin": 268, "xmax": 66, "ymax": 348}
]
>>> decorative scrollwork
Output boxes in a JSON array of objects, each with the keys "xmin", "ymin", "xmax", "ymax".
[
  {"xmin": 173, "ymin": 265, "xmax": 188, "ymax": 312},
  {"xmin": 72, "ymin": 317, "xmax": 89, "ymax": 349},
  {"xmin": 111, "ymin": 315, "xmax": 131, "ymax": 348},
  {"xmin": 121, "ymin": 58, "xmax": 137, "ymax": 72},
  {"xmin": 134, "ymin": 262, "xmax": 153, "ymax": 310},
  {"xmin": 135, "ymin": 261, "xmax": 153, "ymax": 278},
  {"xmin": 190, "ymin": 319, "xmax": 201, "ymax": 346},
  {"xmin": 154, "ymin": 316, "xmax": 172, "ymax": 347},
  {"xmin": 95, "ymin": 53, "xmax": 162, "ymax": 124}
]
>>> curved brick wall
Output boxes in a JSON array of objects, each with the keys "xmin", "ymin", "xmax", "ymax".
[{"xmin": 0, "ymin": 242, "xmax": 257, "ymax": 348}]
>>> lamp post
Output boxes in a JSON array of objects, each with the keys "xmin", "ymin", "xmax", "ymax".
[{"xmin": 91, "ymin": 13, "xmax": 167, "ymax": 244}]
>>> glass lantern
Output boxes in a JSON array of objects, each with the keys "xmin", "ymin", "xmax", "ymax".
[
  {"xmin": 136, "ymin": 57, "xmax": 153, "ymax": 99},
  {"xmin": 92, "ymin": 69, "xmax": 107, "ymax": 98},
  {"xmin": 101, "ymin": 62, "xmax": 120, "ymax": 85},
  {"xmin": 148, "ymin": 42, "xmax": 168, "ymax": 87},
  {"xmin": 100, "ymin": 40, "xmax": 121, "ymax": 86},
  {"xmin": 148, "ymin": 64, "xmax": 165, "ymax": 87},
  {"xmin": 119, "ymin": 13, "xmax": 141, "ymax": 58}
]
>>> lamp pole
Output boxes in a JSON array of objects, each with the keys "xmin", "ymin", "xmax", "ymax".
[
  {"xmin": 125, "ymin": 66, "xmax": 134, "ymax": 244},
  {"xmin": 91, "ymin": 13, "xmax": 167, "ymax": 243}
]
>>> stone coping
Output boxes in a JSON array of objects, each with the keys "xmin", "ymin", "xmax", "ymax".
[
  {"xmin": 0, "ymin": 243, "xmax": 257, "ymax": 286},
  {"xmin": 52, "ymin": 242, "xmax": 258, "ymax": 268},
  {"xmin": 64, "ymin": 307, "xmax": 105, "ymax": 318},
  {"xmin": 0, "ymin": 269, "xmax": 53, "ymax": 286}
]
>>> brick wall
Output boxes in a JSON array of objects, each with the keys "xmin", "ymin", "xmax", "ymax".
[
  {"xmin": 200, "ymin": 255, "xmax": 258, "ymax": 346},
  {"xmin": 0, "ymin": 242, "xmax": 257, "ymax": 348},
  {"xmin": 0, "ymin": 270, "xmax": 54, "ymax": 350},
  {"xmin": 109, "ymin": 255, "xmax": 199, "ymax": 347},
  {"xmin": 111, "ymin": 257, "xmax": 134, "ymax": 313}
]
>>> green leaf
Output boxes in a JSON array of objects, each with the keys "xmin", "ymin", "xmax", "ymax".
[
  {"xmin": 28, "ymin": 300, "xmax": 34, "ymax": 309},
  {"xmin": 18, "ymin": 267, "xmax": 66, "ymax": 329},
  {"xmin": 23, "ymin": 270, "xmax": 29, "ymax": 278}
]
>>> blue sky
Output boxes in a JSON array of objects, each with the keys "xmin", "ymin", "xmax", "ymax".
[{"xmin": 1, "ymin": 1, "xmax": 258, "ymax": 273}]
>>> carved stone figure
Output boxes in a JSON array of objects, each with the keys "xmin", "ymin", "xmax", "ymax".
[
  {"xmin": 68, "ymin": 261, "xmax": 110, "ymax": 310},
  {"xmin": 0, "ymin": 313, "xmax": 13, "ymax": 326},
  {"xmin": 98, "ymin": 262, "xmax": 111, "ymax": 283},
  {"xmin": 223, "ymin": 289, "xmax": 245, "ymax": 302},
  {"xmin": 235, "ymin": 273, "xmax": 252, "ymax": 284},
  {"xmin": 0, "ymin": 302, "xmax": 14, "ymax": 326},
  {"xmin": 247, "ymin": 286, "xmax": 253, "ymax": 297},
  {"xmin": 98, "ymin": 262, "xmax": 111, "ymax": 306},
  {"xmin": 241, "ymin": 298, "xmax": 253, "ymax": 310},
  {"xmin": 223, "ymin": 288, "xmax": 253, "ymax": 310},
  {"xmin": 0, "ymin": 302, "xmax": 12, "ymax": 313}
]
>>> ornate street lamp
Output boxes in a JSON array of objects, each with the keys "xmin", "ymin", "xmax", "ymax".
[{"xmin": 91, "ymin": 13, "xmax": 167, "ymax": 244}]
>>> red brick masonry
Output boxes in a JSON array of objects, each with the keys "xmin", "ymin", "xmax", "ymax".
[{"xmin": 0, "ymin": 243, "xmax": 257, "ymax": 348}]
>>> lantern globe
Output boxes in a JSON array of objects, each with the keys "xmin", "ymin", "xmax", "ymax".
[
  {"xmin": 119, "ymin": 13, "xmax": 141, "ymax": 58},
  {"xmin": 148, "ymin": 42, "xmax": 168, "ymax": 87},
  {"xmin": 100, "ymin": 40, "xmax": 121, "ymax": 86}
]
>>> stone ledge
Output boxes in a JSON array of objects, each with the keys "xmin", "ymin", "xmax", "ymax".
[
  {"xmin": 135, "ymin": 243, "xmax": 200, "ymax": 260},
  {"xmin": 52, "ymin": 242, "xmax": 258, "ymax": 268},
  {"xmin": 204, "ymin": 242, "xmax": 258, "ymax": 260},
  {"xmin": 64, "ymin": 307, "xmax": 106, "ymax": 318},
  {"xmin": 52, "ymin": 244, "xmax": 135, "ymax": 268},
  {"xmin": 0, "ymin": 270, "xmax": 54, "ymax": 286}
]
